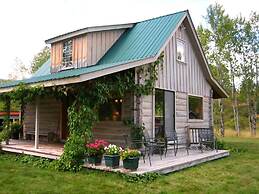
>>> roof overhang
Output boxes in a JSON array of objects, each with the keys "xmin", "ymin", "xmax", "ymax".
[
  {"xmin": 0, "ymin": 57, "xmax": 155, "ymax": 93},
  {"xmin": 184, "ymin": 11, "xmax": 228, "ymax": 99},
  {"xmin": 45, "ymin": 23, "xmax": 134, "ymax": 44}
]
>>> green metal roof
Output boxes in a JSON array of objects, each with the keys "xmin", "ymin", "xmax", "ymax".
[
  {"xmin": 32, "ymin": 59, "xmax": 51, "ymax": 77},
  {"xmin": 98, "ymin": 11, "xmax": 186, "ymax": 66},
  {"xmin": 0, "ymin": 11, "xmax": 187, "ymax": 89}
]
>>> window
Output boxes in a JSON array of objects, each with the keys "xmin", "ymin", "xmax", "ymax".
[
  {"xmin": 62, "ymin": 40, "xmax": 73, "ymax": 68},
  {"xmin": 188, "ymin": 96, "xmax": 203, "ymax": 120},
  {"xmin": 176, "ymin": 39, "xmax": 185, "ymax": 63},
  {"xmin": 99, "ymin": 99, "xmax": 122, "ymax": 121}
]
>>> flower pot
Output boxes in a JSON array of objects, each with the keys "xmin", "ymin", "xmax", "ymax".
[
  {"xmin": 123, "ymin": 157, "xmax": 140, "ymax": 171},
  {"xmin": 88, "ymin": 155, "xmax": 103, "ymax": 165},
  {"xmin": 104, "ymin": 155, "xmax": 120, "ymax": 168}
]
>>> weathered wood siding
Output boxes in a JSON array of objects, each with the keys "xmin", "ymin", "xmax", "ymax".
[
  {"xmin": 87, "ymin": 29, "xmax": 125, "ymax": 66},
  {"xmin": 23, "ymin": 97, "xmax": 62, "ymax": 139},
  {"xmin": 156, "ymin": 26, "xmax": 211, "ymax": 97},
  {"xmin": 140, "ymin": 24, "xmax": 212, "ymax": 139},
  {"xmin": 50, "ymin": 29, "xmax": 125, "ymax": 72},
  {"xmin": 139, "ymin": 94, "xmax": 154, "ymax": 138}
]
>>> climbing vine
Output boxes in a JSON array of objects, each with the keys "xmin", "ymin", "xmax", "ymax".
[{"xmin": 0, "ymin": 53, "xmax": 164, "ymax": 172}]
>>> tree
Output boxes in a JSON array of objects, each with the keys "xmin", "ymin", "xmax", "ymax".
[
  {"xmin": 197, "ymin": 4, "xmax": 234, "ymax": 136},
  {"xmin": 8, "ymin": 57, "xmax": 30, "ymax": 80},
  {"xmin": 237, "ymin": 12, "xmax": 259, "ymax": 136},
  {"xmin": 31, "ymin": 46, "xmax": 50, "ymax": 73}
]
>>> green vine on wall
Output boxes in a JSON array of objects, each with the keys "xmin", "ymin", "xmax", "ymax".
[{"xmin": 0, "ymin": 53, "xmax": 164, "ymax": 172}]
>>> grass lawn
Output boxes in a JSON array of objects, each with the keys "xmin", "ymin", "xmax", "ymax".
[{"xmin": 1, "ymin": 137, "xmax": 259, "ymax": 194}]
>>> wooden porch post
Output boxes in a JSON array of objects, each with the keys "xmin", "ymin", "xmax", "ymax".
[{"xmin": 35, "ymin": 97, "xmax": 39, "ymax": 149}]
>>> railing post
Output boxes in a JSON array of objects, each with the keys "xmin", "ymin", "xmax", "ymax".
[{"xmin": 35, "ymin": 97, "xmax": 39, "ymax": 149}]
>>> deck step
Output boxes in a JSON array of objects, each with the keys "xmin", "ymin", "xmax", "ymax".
[{"xmin": 1, "ymin": 146, "xmax": 61, "ymax": 160}]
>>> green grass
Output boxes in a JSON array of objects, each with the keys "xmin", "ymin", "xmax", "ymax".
[{"xmin": 1, "ymin": 137, "xmax": 259, "ymax": 194}]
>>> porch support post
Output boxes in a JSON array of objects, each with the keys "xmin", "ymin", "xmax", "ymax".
[{"xmin": 35, "ymin": 97, "xmax": 39, "ymax": 149}]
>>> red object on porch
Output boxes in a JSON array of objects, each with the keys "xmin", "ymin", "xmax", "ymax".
[{"xmin": 0, "ymin": 111, "xmax": 20, "ymax": 117}]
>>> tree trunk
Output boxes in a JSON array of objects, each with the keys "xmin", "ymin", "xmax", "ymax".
[
  {"xmin": 219, "ymin": 99, "xmax": 225, "ymax": 137},
  {"xmin": 232, "ymin": 84, "xmax": 240, "ymax": 136},
  {"xmin": 230, "ymin": 62, "xmax": 240, "ymax": 136}
]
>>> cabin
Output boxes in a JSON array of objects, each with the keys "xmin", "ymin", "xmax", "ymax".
[{"xmin": 0, "ymin": 11, "xmax": 228, "ymax": 171}]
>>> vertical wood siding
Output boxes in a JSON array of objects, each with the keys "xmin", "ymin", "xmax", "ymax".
[
  {"xmin": 141, "ymin": 24, "xmax": 212, "ymax": 139},
  {"xmin": 50, "ymin": 42, "xmax": 63, "ymax": 72},
  {"xmin": 50, "ymin": 29, "xmax": 125, "ymax": 72},
  {"xmin": 87, "ymin": 29, "xmax": 125, "ymax": 66},
  {"xmin": 156, "ymin": 26, "xmax": 211, "ymax": 97},
  {"xmin": 23, "ymin": 97, "xmax": 62, "ymax": 139}
]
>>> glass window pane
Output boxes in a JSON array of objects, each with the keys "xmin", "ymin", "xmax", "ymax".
[
  {"xmin": 155, "ymin": 89, "xmax": 164, "ymax": 138},
  {"xmin": 189, "ymin": 96, "xmax": 203, "ymax": 119},
  {"xmin": 177, "ymin": 40, "xmax": 185, "ymax": 62},
  {"xmin": 99, "ymin": 99, "xmax": 122, "ymax": 121}
]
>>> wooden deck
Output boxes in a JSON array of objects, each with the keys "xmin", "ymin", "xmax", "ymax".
[
  {"xmin": 84, "ymin": 149, "xmax": 229, "ymax": 175},
  {"xmin": 1, "ymin": 140, "xmax": 229, "ymax": 174},
  {"xmin": 1, "ymin": 139, "xmax": 63, "ymax": 159}
]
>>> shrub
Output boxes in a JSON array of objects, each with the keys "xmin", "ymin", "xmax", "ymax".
[{"xmin": 0, "ymin": 129, "xmax": 12, "ymax": 142}]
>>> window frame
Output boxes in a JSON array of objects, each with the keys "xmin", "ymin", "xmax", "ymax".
[
  {"xmin": 61, "ymin": 39, "xmax": 74, "ymax": 70},
  {"xmin": 188, "ymin": 94, "xmax": 204, "ymax": 121},
  {"xmin": 176, "ymin": 38, "xmax": 186, "ymax": 64}
]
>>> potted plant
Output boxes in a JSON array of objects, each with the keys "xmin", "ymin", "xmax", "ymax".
[
  {"xmin": 104, "ymin": 144, "xmax": 122, "ymax": 168},
  {"xmin": 86, "ymin": 139, "xmax": 108, "ymax": 165},
  {"xmin": 120, "ymin": 149, "xmax": 141, "ymax": 171},
  {"xmin": 0, "ymin": 129, "xmax": 12, "ymax": 145}
]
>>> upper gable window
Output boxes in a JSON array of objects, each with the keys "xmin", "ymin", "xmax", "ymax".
[
  {"xmin": 62, "ymin": 40, "xmax": 73, "ymax": 69},
  {"xmin": 176, "ymin": 39, "xmax": 185, "ymax": 63}
]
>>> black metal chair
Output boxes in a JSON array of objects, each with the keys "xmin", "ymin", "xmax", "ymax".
[
  {"xmin": 198, "ymin": 128, "xmax": 217, "ymax": 152},
  {"xmin": 164, "ymin": 130, "xmax": 178, "ymax": 157},
  {"xmin": 123, "ymin": 135, "xmax": 152, "ymax": 166}
]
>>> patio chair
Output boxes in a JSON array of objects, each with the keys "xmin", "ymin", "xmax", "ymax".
[
  {"xmin": 123, "ymin": 135, "xmax": 152, "ymax": 166},
  {"xmin": 198, "ymin": 128, "xmax": 217, "ymax": 153},
  {"xmin": 164, "ymin": 130, "xmax": 178, "ymax": 157}
]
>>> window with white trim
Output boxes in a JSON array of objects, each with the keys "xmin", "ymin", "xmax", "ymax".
[
  {"xmin": 62, "ymin": 40, "xmax": 73, "ymax": 69},
  {"xmin": 176, "ymin": 39, "xmax": 185, "ymax": 63},
  {"xmin": 188, "ymin": 96, "xmax": 203, "ymax": 120}
]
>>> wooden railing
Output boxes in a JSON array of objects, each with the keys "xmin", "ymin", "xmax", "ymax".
[{"xmin": 188, "ymin": 127, "xmax": 214, "ymax": 144}]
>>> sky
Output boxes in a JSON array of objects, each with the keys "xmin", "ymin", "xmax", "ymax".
[{"xmin": 0, "ymin": 0, "xmax": 258, "ymax": 79}]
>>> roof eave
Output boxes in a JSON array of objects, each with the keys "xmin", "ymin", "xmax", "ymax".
[
  {"xmin": 185, "ymin": 11, "xmax": 228, "ymax": 99},
  {"xmin": 45, "ymin": 23, "xmax": 134, "ymax": 44}
]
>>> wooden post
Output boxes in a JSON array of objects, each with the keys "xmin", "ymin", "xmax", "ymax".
[{"xmin": 35, "ymin": 97, "xmax": 39, "ymax": 149}]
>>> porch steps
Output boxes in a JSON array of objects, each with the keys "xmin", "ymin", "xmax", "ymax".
[{"xmin": 1, "ymin": 145, "xmax": 61, "ymax": 160}]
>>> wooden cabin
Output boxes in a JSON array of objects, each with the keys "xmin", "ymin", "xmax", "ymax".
[{"xmin": 0, "ymin": 10, "xmax": 228, "ymax": 148}]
